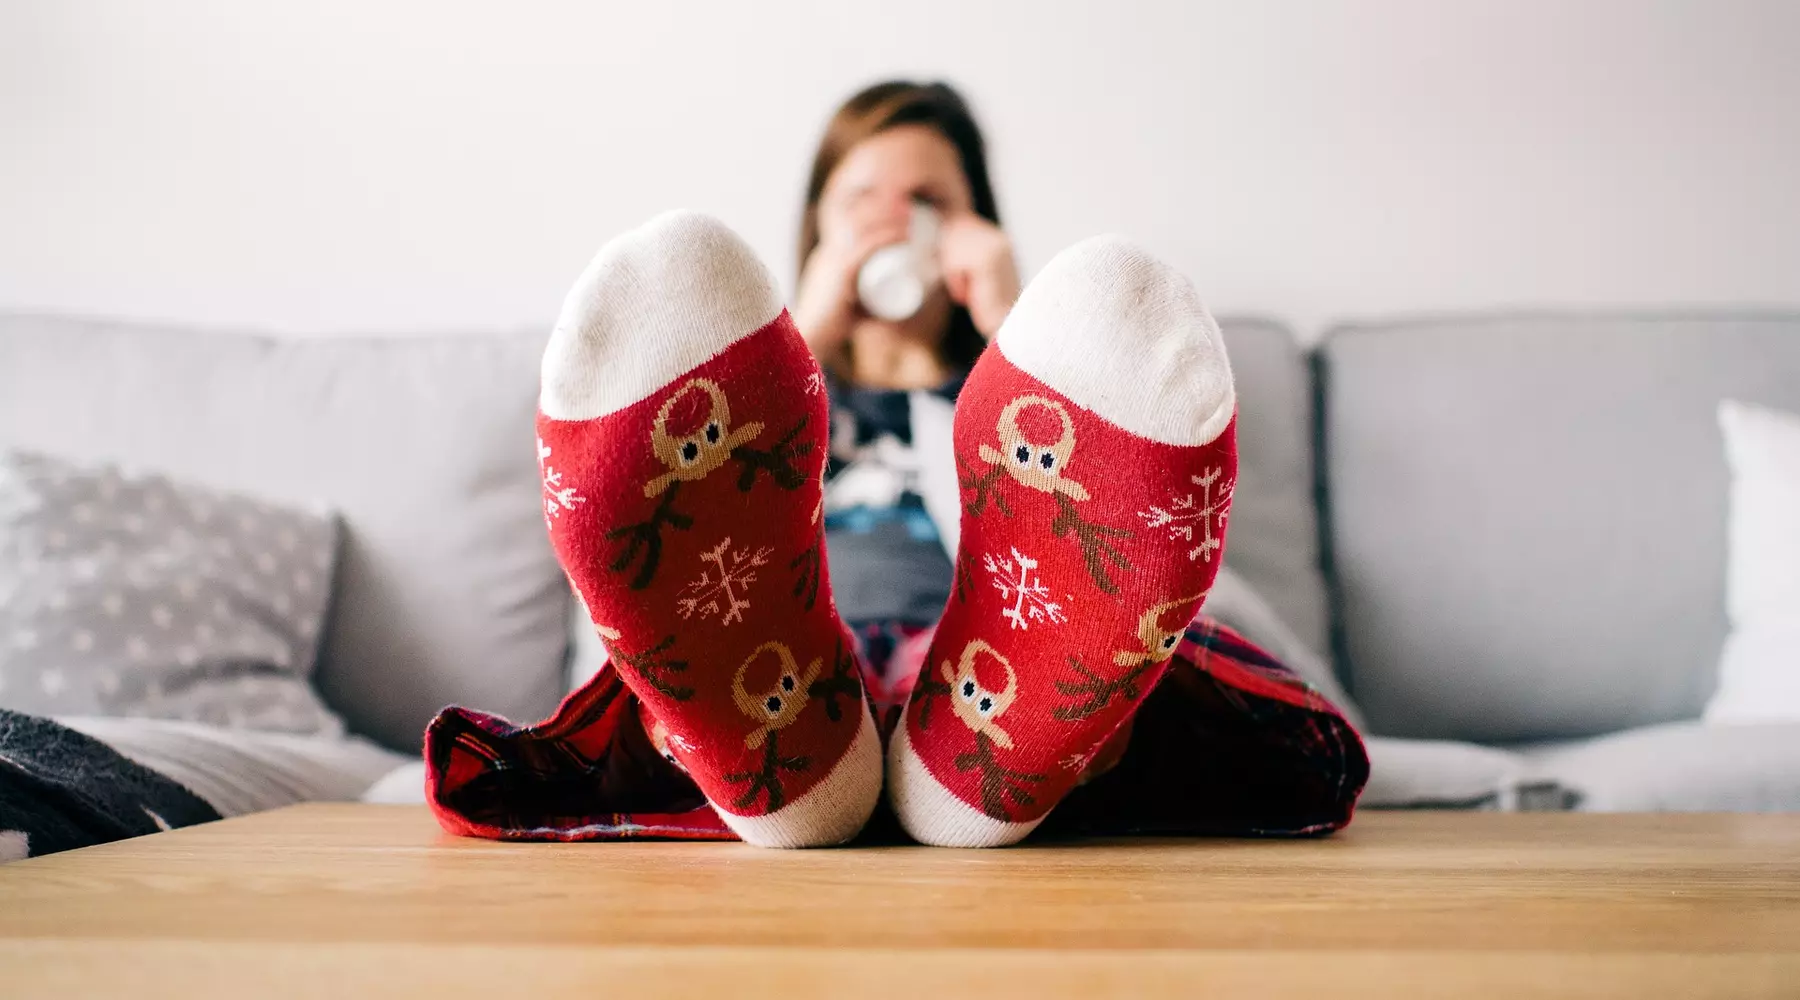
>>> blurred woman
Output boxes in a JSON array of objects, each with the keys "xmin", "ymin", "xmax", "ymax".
[{"xmin": 793, "ymin": 81, "xmax": 1020, "ymax": 675}]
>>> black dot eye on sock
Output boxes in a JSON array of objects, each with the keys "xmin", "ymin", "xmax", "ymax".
[
  {"xmin": 706, "ymin": 423, "xmax": 721, "ymax": 443},
  {"xmin": 781, "ymin": 675, "xmax": 796, "ymax": 692},
  {"xmin": 765, "ymin": 695, "xmax": 782, "ymax": 714},
  {"xmin": 1039, "ymin": 451, "xmax": 1055, "ymax": 470},
  {"xmin": 961, "ymin": 680, "xmax": 976, "ymax": 698},
  {"xmin": 681, "ymin": 441, "xmax": 700, "ymax": 462},
  {"xmin": 1014, "ymin": 445, "xmax": 1030, "ymax": 465},
  {"xmin": 978, "ymin": 696, "xmax": 993, "ymax": 714}
]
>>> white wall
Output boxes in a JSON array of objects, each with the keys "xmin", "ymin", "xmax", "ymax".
[{"xmin": 3, "ymin": 0, "xmax": 1797, "ymax": 341}]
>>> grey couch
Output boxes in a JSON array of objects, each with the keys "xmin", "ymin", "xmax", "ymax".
[
  {"xmin": 4, "ymin": 310, "xmax": 1798, "ymax": 812},
  {"xmin": 1232, "ymin": 313, "xmax": 1800, "ymax": 811}
]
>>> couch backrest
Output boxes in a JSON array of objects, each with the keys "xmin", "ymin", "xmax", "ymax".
[
  {"xmin": 0, "ymin": 314, "xmax": 568, "ymax": 750},
  {"xmin": 1320, "ymin": 313, "xmax": 1800, "ymax": 742},
  {"xmin": 1216, "ymin": 318, "xmax": 1331, "ymax": 660}
]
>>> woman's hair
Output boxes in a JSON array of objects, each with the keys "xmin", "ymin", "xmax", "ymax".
[{"xmin": 798, "ymin": 80, "xmax": 999, "ymax": 372}]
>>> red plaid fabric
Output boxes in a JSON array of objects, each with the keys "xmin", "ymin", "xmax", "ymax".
[{"xmin": 425, "ymin": 615, "xmax": 1367, "ymax": 841}]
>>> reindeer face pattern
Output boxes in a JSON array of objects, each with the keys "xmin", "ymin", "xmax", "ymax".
[
  {"xmin": 977, "ymin": 396, "xmax": 1090, "ymax": 501},
  {"xmin": 940, "ymin": 639, "xmax": 1020, "ymax": 749},
  {"xmin": 645, "ymin": 379, "xmax": 764, "ymax": 497},
  {"xmin": 732, "ymin": 641, "xmax": 822, "ymax": 749},
  {"xmin": 960, "ymin": 393, "xmax": 1134, "ymax": 592},
  {"xmin": 1116, "ymin": 594, "xmax": 1204, "ymax": 667}
]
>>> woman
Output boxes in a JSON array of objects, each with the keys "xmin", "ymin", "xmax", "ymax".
[
  {"xmin": 422, "ymin": 80, "xmax": 1365, "ymax": 850},
  {"xmin": 793, "ymin": 82, "xmax": 1022, "ymax": 684}
]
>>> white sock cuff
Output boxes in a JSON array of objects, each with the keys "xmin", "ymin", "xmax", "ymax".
[
  {"xmin": 540, "ymin": 210, "xmax": 784, "ymax": 422},
  {"xmin": 996, "ymin": 235, "xmax": 1235, "ymax": 447}
]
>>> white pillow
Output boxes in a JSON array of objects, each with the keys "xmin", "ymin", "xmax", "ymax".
[{"xmin": 1705, "ymin": 400, "xmax": 1800, "ymax": 724}]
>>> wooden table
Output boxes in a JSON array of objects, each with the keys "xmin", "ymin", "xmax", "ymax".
[{"xmin": 2, "ymin": 805, "xmax": 1797, "ymax": 998}]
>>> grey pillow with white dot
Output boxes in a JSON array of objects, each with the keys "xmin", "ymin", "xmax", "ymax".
[{"xmin": 0, "ymin": 449, "xmax": 343, "ymax": 735}]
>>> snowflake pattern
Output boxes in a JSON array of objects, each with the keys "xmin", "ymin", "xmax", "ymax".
[
  {"xmin": 983, "ymin": 547, "xmax": 1068, "ymax": 631},
  {"xmin": 803, "ymin": 372, "xmax": 825, "ymax": 396},
  {"xmin": 677, "ymin": 537, "xmax": 773, "ymax": 626},
  {"xmin": 538, "ymin": 438, "xmax": 587, "ymax": 528},
  {"xmin": 1137, "ymin": 467, "xmax": 1234, "ymax": 563}
]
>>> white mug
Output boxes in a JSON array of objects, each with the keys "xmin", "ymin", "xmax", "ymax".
[{"xmin": 856, "ymin": 202, "xmax": 941, "ymax": 322}]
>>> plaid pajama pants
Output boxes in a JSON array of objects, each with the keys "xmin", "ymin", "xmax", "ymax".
[{"xmin": 424, "ymin": 616, "xmax": 1368, "ymax": 842}]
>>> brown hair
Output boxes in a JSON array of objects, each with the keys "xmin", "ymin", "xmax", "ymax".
[{"xmin": 798, "ymin": 80, "xmax": 1000, "ymax": 373}]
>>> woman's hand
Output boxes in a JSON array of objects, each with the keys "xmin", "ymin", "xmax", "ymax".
[
  {"xmin": 792, "ymin": 207, "xmax": 910, "ymax": 360},
  {"xmin": 937, "ymin": 213, "xmax": 1020, "ymax": 338}
]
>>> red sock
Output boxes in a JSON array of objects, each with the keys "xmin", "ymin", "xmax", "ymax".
[
  {"xmin": 537, "ymin": 211, "xmax": 880, "ymax": 847},
  {"xmin": 888, "ymin": 236, "xmax": 1238, "ymax": 846}
]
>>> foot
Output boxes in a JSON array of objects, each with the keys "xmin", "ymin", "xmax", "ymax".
[
  {"xmin": 887, "ymin": 235, "xmax": 1238, "ymax": 846},
  {"xmin": 538, "ymin": 211, "xmax": 880, "ymax": 848}
]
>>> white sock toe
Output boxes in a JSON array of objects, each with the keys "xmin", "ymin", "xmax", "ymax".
[
  {"xmin": 723, "ymin": 704, "xmax": 884, "ymax": 849},
  {"xmin": 886, "ymin": 724, "xmax": 1041, "ymax": 848},
  {"xmin": 540, "ymin": 210, "xmax": 784, "ymax": 422},
  {"xmin": 995, "ymin": 235, "xmax": 1234, "ymax": 447}
]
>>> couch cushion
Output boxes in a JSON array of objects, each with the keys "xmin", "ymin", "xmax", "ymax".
[
  {"xmin": 0, "ymin": 314, "xmax": 566, "ymax": 750},
  {"xmin": 1320, "ymin": 314, "xmax": 1800, "ymax": 742},
  {"xmin": 1522, "ymin": 720, "xmax": 1800, "ymax": 812},
  {"xmin": 1215, "ymin": 318, "xmax": 1330, "ymax": 660}
]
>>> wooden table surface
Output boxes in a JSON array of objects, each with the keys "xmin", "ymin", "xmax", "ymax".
[{"xmin": 2, "ymin": 805, "xmax": 1797, "ymax": 999}]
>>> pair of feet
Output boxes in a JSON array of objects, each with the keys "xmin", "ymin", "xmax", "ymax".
[{"xmin": 539, "ymin": 212, "xmax": 1237, "ymax": 847}]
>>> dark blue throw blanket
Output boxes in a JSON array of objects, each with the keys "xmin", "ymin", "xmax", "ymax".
[{"xmin": 0, "ymin": 709, "xmax": 218, "ymax": 862}]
